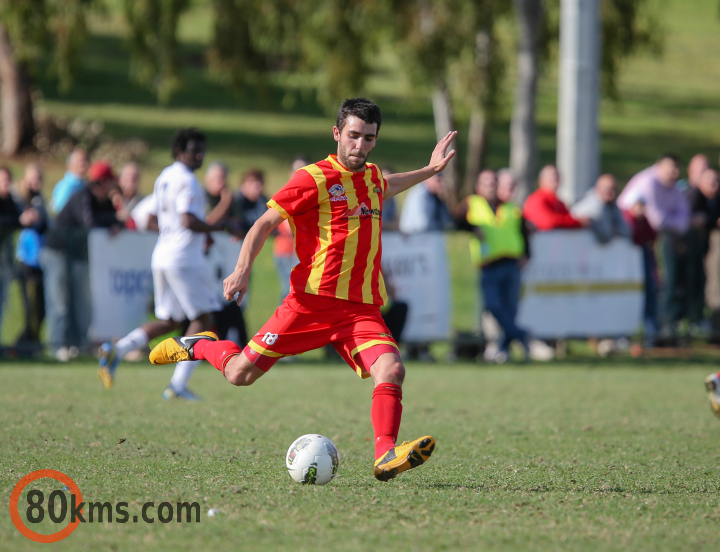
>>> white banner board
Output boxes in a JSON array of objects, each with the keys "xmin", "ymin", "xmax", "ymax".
[
  {"xmin": 382, "ymin": 232, "xmax": 451, "ymax": 342},
  {"xmin": 88, "ymin": 230, "xmax": 241, "ymax": 342},
  {"xmin": 517, "ymin": 230, "xmax": 643, "ymax": 338}
]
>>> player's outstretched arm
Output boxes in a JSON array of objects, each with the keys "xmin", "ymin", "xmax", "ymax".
[
  {"xmin": 223, "ymin": 207, "xmax": 284, "ymax": 305},
  {"xmin": 384, "ymin": 131, "xmax": 457, "ymax": 200}
]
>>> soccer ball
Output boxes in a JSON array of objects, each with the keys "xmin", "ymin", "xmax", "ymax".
[{"xmin": 286, "ymin": 434, "xmax": 340, "ymax": 485}]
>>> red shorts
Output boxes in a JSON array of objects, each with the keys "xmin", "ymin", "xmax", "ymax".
[{"xmin": 244, "ymin": 291, "xmax": 399, "ymax": 378}]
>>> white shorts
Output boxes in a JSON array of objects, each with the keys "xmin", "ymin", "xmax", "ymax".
[{"xmin": 152, "ymin": 265, "xmax": 222, "ymax": 322}]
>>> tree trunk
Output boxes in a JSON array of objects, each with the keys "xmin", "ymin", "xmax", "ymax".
[
  {"xmin": 0, "ymin": 23, "xmax": 35, "ymax": 156},
  {"xmin": 463, "ymin": 107, "xmax": 486, "ymax": 198},
  {"xmin": 510, "ymin": 0, "xmax": 542, "ymax": 201},
  {"xmin": 432, "ymin": 85, "xmax": 459, "ymax": 208}
]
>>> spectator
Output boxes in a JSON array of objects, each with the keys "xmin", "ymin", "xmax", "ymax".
[
  {"xmin": 571, "ymin": 174, "xmax": 631, "ymax": 244},
  {"xmin": 497, "ymin": 169, "xmax": 518, "ymax": 204},
  {"xmin": 113, "ymin": 162, "xmax": 143, "ymax": 224},
  {"xmin": 380, "ymin": 277, "xmax": 408, "ymax": 345},
  {"xmin": 204, "ymin": 161, "xmax": 233, "ymax": 225},
  {"xmin": 684, "ymin": 168, "xmax": 720, "ymax": 330},
  {"xmin": 398, "ymin": 172, "xmax": 452, "ymax": 361},
  {"xmin": 51, "ymin": 148, "xmax": 88, "ymax": 214},
  {"xmin": 522, "ymin": 165, "xmax": 588, "ymax": 231},
  {"xmin": 621, "ymin": 191, "xmax": 659, "ymax": 348},
  {"xmin": 274, "ymin": 158, "xmax": 304, "ymax": 303},
  {"xmin": 378, "ymin": 164, "xmax": 407, "ymax": 343},
  {"xmin": 0, "ymin": 167, "xmax": 39, "ymax": 342},
  {"xmin": 234, "ymin": 168, "xmax": 269, "ymax": 232},
  {"xmin": 202, "ymin": 161, "xmax": 247, "ymax": 347},
  {"xmin": 677, "ymin": 154, "xmax": 709, "ymax": 194},
  {"xmin": 617, "ymin": 154, "xmax": 689, "ymax": 339},
  {"xmin": 14, "ymin": 163, "xmax": 49, "ymax": 349},
  {"xmin": 42, "ymin": 161, "xmax": 121, "ymax": 361},
  {"xmin": 399, "ymin": 172, "xmax": 452, "ymax": 233},
  {"xmin": 493, "ymin": 169, "xmax": 555, "ymax": 361},
  {"xmin": 466, "ymin": 169, "xmax": 529, "ymax": 363}
]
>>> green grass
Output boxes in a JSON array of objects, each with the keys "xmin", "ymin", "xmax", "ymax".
[{"xmin": 1, "ymin": 360, "xmax": 720, "ymax": 551}]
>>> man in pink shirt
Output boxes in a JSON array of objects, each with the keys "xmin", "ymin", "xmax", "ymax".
[
  {"xmin": 617, "ymin": 154, "xmax": 689, "ymax": 343},
  {"xmin": 617, "ymin": 154, "xmax": 689, "ymax": 234},
  {"xmin": 522, "ymin": 165, "xmax": 588, "ymax": 231}
]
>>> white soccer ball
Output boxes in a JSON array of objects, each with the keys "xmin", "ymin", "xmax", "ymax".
[{"xmin": 286, "ymin": 434, "xmax": 340, "ymax": 485}]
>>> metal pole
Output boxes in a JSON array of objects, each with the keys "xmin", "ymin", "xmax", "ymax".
[{"xmin": 556, "ymin": 0, "xmax": 601, "ymax": 206}]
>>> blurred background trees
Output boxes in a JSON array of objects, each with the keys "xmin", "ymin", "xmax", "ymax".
[
  {"xmin": 0, "ymin": 0, "xmax": 664, "ymax": 198},
  {"xmin": 0, "ymin": 0, "xmax": 90, "ymax": 155}
]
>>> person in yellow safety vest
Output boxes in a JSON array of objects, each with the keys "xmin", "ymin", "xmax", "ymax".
[{"xmin": 464, "ymin": 169, "xmax": 530, "ymax": 363}]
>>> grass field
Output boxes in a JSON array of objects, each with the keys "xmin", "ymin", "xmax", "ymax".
[{"xmin": 2, "ymin": 359, "xmax": 720, "ymax": 551}]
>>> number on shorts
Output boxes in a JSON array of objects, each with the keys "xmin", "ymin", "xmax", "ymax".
[{"xmin": 261, "ymin": 332, "xmax": 278, "ymax": 345}]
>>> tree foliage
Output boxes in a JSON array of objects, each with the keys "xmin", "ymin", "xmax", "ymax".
[
  {"xmin": 599, "ymin": 0, "xmax": 662, "ymax": 99},
  {"xmin": 0, "ymin": 0, "xmax": 90, "ymax": 91},
  {"xmin": 391, "ymin": 0, "xmax": 510, "ymax": 118},
  {"xmin": 123, "ymin": 0, "xmax": 190, "ymax": 104}
]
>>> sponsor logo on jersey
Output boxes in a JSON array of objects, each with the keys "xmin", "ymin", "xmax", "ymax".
[
  {"xmin": 378, "ymin": 332, "xmax": 393, "ymax": 338},
  {"xmin": 340, "ymin": 202, "xmax": 382, "ymax": 219},
  {"xmin": 373, "ymin": 186, "xmax": 382, "ymax": 194}
]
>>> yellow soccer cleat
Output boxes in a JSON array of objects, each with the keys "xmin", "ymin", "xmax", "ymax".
[
  {"xmin": 373, "ymin": 435, "xmax": 436, "ymax": 482},
  {"xmin": 706, "ymin": 374, "xmax": 720, "ymax": 417},
  {"xmin": 97, "ymin": 342, "xmax": 118, "ymax": 389},
  {"xmin": 149, "ymin": 331, "xmax": 218, "ymax": 365}
]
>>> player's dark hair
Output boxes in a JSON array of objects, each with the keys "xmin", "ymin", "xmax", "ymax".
[
  {"xmin": 171, "ymin": 128, "xmax": 206, "ymax": 159},
  {"xmin": 336, "ymin": 98, "xmax": 382, "ymax": 134},
  {"xmin": 657, "ymin": 152, "xmax": 679, "ymax": 165}
]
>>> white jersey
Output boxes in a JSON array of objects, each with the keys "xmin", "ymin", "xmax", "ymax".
[
  {"xmin": 150, "ymin": 161, "xmax": 207, "ymax": 269},
  {"xmin": 129, "ymin": 194, "xmax": 156, "ymax": 232}
]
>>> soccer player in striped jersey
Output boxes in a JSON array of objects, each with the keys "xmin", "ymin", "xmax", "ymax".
[{"xmin": 149, "ymin": 98, "xmax": 456, "ymax": 481}]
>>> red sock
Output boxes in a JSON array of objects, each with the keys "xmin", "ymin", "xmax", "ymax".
[
  {"xmin": 371, "ymin": 383, "xmax": 403, "ymax": 460},
  {"xmin": 193, "ymin": 339, "xmax": 242, "ymax": 375}
]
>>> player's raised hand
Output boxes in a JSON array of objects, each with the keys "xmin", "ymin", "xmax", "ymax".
[
  {"xmin": 428, "ymin": 131, "xmax": 457, "ymax": 174},
  {"xmin": 224, "ymin": 269, "xmax": 250, "ymax": 305}
]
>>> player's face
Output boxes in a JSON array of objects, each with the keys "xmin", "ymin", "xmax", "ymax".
[
  {"xmin": 177, "ymin": 140, "xmax": 206, "ymax": 171},
  {"xmin": 333, "ymin": 116, "xmax": 378, "ymax": 172}
]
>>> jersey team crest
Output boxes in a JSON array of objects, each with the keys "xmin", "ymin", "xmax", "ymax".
[{"xmin": 329, "ymin": 184, "xmax": 345, "ymax": 197}]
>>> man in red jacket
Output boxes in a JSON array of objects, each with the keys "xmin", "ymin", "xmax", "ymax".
[{"xmin": 522, "ymin": 165, "xmax": 589, "ymax": 231}]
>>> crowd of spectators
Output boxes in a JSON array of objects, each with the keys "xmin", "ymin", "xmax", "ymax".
[
  {"xmin": 0, "ymin": 146, "xmax": 717, "ymax": 361},
  {"xmin": 0, "ymin": 146, "xmax": 305, "ymax": 360},
  {"xmin": 444, "ymin": 153, "xmax": 720, "ymax": 360}
]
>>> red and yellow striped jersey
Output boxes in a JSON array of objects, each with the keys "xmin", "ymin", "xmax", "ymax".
[{"xmin": 267, "ymin": 154, "xmax": 388, "ymax": 306}]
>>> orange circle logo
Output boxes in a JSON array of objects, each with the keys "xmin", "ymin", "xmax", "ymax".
[{"xmin": 9, "ymin": 469, "xmax": 83, "ymax": 543}]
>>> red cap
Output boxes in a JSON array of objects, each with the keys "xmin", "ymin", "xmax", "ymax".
[{"xmin": 87, "ymin": 161, "xmax": 116, "ymax": 183}]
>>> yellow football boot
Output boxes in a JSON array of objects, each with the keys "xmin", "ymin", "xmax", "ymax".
[
  {"xmin": 97, "ymin": 342, "xmax": 118, "ymax": 389},
  {"xmin": 373, "ymin": 435, "xmax": 436, "ymax": 481},
  {"xmin": 149, "ymin": 331, "xmax": 218, "ymax": 365}
]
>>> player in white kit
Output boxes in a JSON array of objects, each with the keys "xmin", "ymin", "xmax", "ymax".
[{"xmin": 98, "ymin": 128, "xmax": 228, "ymax": 400}]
